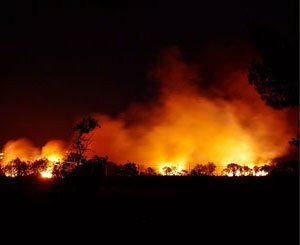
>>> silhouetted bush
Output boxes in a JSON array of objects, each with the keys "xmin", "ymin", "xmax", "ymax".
[
  {"xmin": 3, "ymin": 158, "xmax": 29, "ymax": 177},
  {"xmin": 69, "ymin": 155, "xmax": 107, "ymax": 178},
  {"xmin": 30, "ymin": 159, "xmax": 48, "ymax": 176},
  {"xmin": 144, "ymin": 167, "xmax": 157, "ymax": 176},
  {"xmin": 119, "ymin": 162, "xmax": 138, "ymax": 176},
  {"xmin": 270, "ymin": 160, "xmax": 299, "ymax": 176},
  {"xmin": 191, "ymin": 162, "xmax": 216, "ymax": 176}
]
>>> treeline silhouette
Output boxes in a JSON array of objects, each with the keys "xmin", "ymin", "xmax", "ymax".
[
  {"xmin": 0, "ymin": 118, "xmax": 298, "ymax": 244},
  {"xmin": 0, "ymin": 156, "xmax": 298, "ymax": 179},
  {"xmin": 0, "ymin": 116, "xmax": 298, "ymax": 179}
]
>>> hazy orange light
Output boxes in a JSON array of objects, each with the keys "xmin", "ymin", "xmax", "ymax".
[
  {"xmin": 41, "ymin": 140, "xmax": 65, "ymax": 163},
  {"xmin": 46, "ymin": 155, "xmax": 62, "ymax": 163},
  {"xmin": 40, "ymin": 170, "xmax": 53, "ymax": 178},
  {"xmin": 0, "ymin": 47, "xmax": 296, "ymax": 179},
  {"xmin": 88, "ymin": 48, "xmax": 295, "ymax": 173}
]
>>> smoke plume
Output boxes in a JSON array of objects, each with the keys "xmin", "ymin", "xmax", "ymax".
[
  {"xmin": 88, "ymin": 45, "xmax": 296, "ymax": 172},
  {"xmin": 2, "ymin": 138, "xmax": 66, "ymax": 165},
  {"xmin": 1, "ymin": 45, "xmax": 297, "ymax": 173}
]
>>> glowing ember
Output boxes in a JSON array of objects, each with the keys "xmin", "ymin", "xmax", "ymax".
[
  {"xmin": 41, "ymin": 140, "xmax": 65, "ymax": 162},
  {"xmin": 40, "ymin": 169, "xmax": 53, "ymax": 178},
  {"xmin": 158, "ymin": 162, "xmax": 188, "ymax": 176},
  {"xmin": 39, "ymin": 161, "xmax": 55, "ymax": 178},
  {"xmin": 227, "ymin": 172, "xmax": 234, "ymax": 177},
  {"xmin": 46, "ymin": 155, "xmax": 62, "ymax": 163},
  {"xmin": 0, "ymin": 139, "xmax": 66, "ymax": 178},
  {"xmin": 225, "ymin": 167, "xmax": 269, "ymax": 177},
  {"xmin": 5, "ymin": 172, "xmax": 16, "ymax": 178},
  {"xmin": 254, "ymin": 170, "xmax": 268, "ymax": 177}
]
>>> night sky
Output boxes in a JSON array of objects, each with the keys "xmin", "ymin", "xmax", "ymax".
[{"xmin": 0, "ymin": 1, "xmax": 296, "ymax": 146}]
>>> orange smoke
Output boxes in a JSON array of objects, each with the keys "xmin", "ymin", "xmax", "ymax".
[
  {"xmin": 1, "ymin": 138, "xmax": 66, "ymax": 165},
  {"xmin": 0, "ymin": 45, "xmax": 297, "ymax": 176},
  {"xmin": 41, "ymin": 140, "xmax": 66, "ymax": 162},
  {"xmin": 88, "ymin": 46, "xmax": 296, "ymax": 173},
  {"xmin": 1, "ymin": 138, "xmax": 40, "ymax": 164}
]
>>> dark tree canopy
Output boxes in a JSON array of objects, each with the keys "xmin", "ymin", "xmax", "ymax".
[
  {"xmin": 145, "ymin": 167, "xmax": 156, "ymax": 176},
  {"xmin": 119, "ymin": 162, "xmax": 139, "ymax": 176},
  {"xmin": 73, "ymin": 116, "xmax": 99, "ymax": 135},
  {"xmin": 191, "ymin": 162, "xmax": 216, "ymax": 176},
  {"xmin": 248, "ymin": 26, "xmax": 298, "ymax": 108},
  {"xmin": 69, "ymin": 155, "xmax": 107, "ymax": 178},
  {"xmin": 3, "ymin": 158, "xmax": 28, "ymax": 177},
  {"xmin": 222, "ymin": 163, "xmax": 242, "ymax": 176},
  {"xmin": 30, "ymin": 159, "xmax": 48, "ymax": 175},
  {"xmin": 69, "ymin": 115, "xmax": 99, "ymax": 166}
]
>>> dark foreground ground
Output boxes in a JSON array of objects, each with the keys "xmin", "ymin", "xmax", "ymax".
[{"xmin": 0, "ymin": 176, "xmax": 298, "ymax": 244}]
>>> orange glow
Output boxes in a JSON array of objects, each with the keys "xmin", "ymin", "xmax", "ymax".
[
  {"xmin": 40, "ymin": 169, "xmax": 53, "ymax": 178},
  {"xmin": 254, "ymin": 170, "xmax": 268, "ymax": 177},
  {"xmin": 158, "ymin": 163, "xmax": 187, "ymax": 176},
  {"xmin": 5, "ymin": 172, "xmax": 16, "ymax": 178},
  {"xmin": 1, "ymin": 139, "xmax": 66, "ymax": 178},
  {"xmin": 226, "ymin": 169, "xmax": 268, "ymax": 177},
  {"xmin": 0, "ymin": 47, "xmax": 297, "ymax": 177},
  {"xmin": 41, "ymin": 140, "xmax": 65, "ymax": 163},
  {"xmin": 1, "ymin": 138, "xmax": 40, "ymax": 164},
  {"xmin": 88, "ymin": 47, "xmax": 296, "ymax": 172}
]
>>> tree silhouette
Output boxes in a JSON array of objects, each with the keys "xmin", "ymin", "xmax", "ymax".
[
  {"xmin": 53, "ymin": 161, "xmax": 76, "ymax": 178},
  {"xmin": 4, "ymin": 158, "xmax": 28, "ymax": 177},
  {"xmin": 68, "ymin": 115, "xmax": 99, "ymax": 166},
  {"xmin": 30, "ymin": 159, "xmax": 48, "ymax": 176},
  {"xmin": 248, "ymin": 26, "xmax": 298, "ymax": 109},
  {"xmin": 206, "ymin": 162, "xmax": 216, "ymax": 176},
  {"xmin": 119, "ymin": 162, "xmax": 138, "ymax": 176},
  {"xmin": 162, "ymin": 166, "xmax": 172, "ymax": 176},
  {"xmin": 3, "ymin": 163, "xmax": 17, "ymax": 177},
  {"xmin": 105, "ymin": 162, "xmax": 120, "ymax": 176},
  {"xmin": 222, "ymin": 163, "xmax": 242, "ymax": 176},
  {"xmin": 180, "ymin": 170, "xmax": 188, "ymax": 176},
  {"xmin": 241, "ymin": 166, "xmax": 252, "ymax": 176},
  {"xmin": 248, "ymin": 27, "xmax": 299, "ymax": 147},
  {"xmin": 66, "ymin": 155, "xmax": 107, "ymax": 180},
  {"xmin": 270, "ymin": 161, "xmax": 297, "ymax": 176},
  {"xmin": 191, "ymin": 163, "xmax": 216, "ymax": 176},
  {"xmin": 145, "ymin": 167, "xmax": 156, "ymax": 176},
  {"xmin": 171, "ymin": 166, "xmax": 178, "ymax": 175},
  {"xmin": 260, "ymin": 165, "xmax": 272, "ymax": 173},
  {"xmin": 0, "ymin": 165, "xmax": 5, "ymax": 176},
  {"xmin": 289, "ymin": 132, "xmax": 299, "ymax": 148},
  {"xmin": 191, "ymin": 164, "xmax": 205, "ymax": 176}
]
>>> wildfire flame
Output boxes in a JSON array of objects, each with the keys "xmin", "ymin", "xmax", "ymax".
[
  {"xmin": 226, "ymin": 169, "xmax": 268, "ymax": 177},
  {"xmin": 158, "ymin": 163, "xmax": 187, "ymax": 176},
  {"xmin": 0, "ymin": 46, "xmax": 297, "ymax": 178},
  {"xmin": 40, "ymin": 168, "xmax": 53, "ymax": 178},
  {"xmin": 41, "ymin": 141, "xmax": 64, "ymax": 163},
  {"xmin": 1, "ymin": 139, "xmax": 66, "ymax": 178},
  {"xmin": 88, "ymin": 47, "xmax": 296, "ymax": 171}
]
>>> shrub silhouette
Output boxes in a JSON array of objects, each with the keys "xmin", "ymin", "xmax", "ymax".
[{"xmin": 119, "ymin": 162, "xmax": 138, "ymax": 176}]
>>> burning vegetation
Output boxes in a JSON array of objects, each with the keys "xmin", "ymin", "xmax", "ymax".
[
  {"xmin": 87, "ymin": 46, "xmax": 297, "ymax": 172},
  {"xmin": 0, "ymin": 129, "xmax": 290, "ymax": 179},
  {"xmin": 0, "ymin": 155, "xmax": 273, "ymax": 178},
  {"xmin": 0, "ymin": 46, "xmax": 297, "ymax": 179}
]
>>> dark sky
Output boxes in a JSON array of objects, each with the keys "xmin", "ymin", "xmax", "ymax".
[{"xmin": 0, "ymin": 1, "xmax": 297, "ymax": 146}]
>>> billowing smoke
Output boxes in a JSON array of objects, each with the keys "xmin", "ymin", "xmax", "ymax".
[
  {"xmin": 41, "ymin": 140, "xmax": 67, "ymax": 162},
  {"xmin": 88, "ymin": 45, "xmax": 296, "ymax": 172},
  {"xmin": 1, "ymin": 45, "xmax": 297, "ymax": 173},
  {"xmin": 2, "ymin": 138, "xmax": 66, "ymax": 165},
  {"xmin": 2, "ymin": 138, "xmax": 40, "ymax": 164}
]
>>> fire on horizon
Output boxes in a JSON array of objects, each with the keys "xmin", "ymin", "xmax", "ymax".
[{"xmin": 0, "ymin": 47, "xmax": 297, "ymax": 178}]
